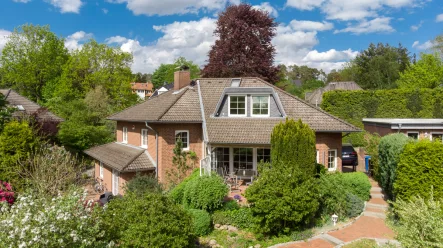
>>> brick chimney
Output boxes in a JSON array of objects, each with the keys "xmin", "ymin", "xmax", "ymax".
[{"xmin": 174, "ymin": 70, "xmax": 191, "ymax": 90}]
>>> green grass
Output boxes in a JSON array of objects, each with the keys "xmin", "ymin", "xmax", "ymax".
[
  {"xmin": 199, "ymin": 229, "xmax": 292, "ymax": 248},
  {"xmin": 342, "ymin": 239, "xmax": 399, "ymax": 248}
]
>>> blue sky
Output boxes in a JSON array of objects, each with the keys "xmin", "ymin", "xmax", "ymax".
[{"xmin": 0, "ymin": 0, "xmax": 442, "ymax": 74}]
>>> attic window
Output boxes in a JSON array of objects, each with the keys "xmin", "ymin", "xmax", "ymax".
[
  {"xmin": 231, "ymin": 78, "xmax": 241, "ymax": 87},
  {"xmin": 16, "ymin": 105, "xmax": 25, "ymax": 111}
]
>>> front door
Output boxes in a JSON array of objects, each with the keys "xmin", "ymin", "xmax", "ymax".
[{"xmin": 112, "ymin": 169, "xmax": 119, "ymax": 195}]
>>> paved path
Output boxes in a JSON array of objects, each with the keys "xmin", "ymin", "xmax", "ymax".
[{"xmin": 273, "ymin": 178, "xmax": 397, "ymax": 248}]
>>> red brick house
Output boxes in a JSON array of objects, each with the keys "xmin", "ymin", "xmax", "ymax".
[
  {"xmin": 85, "ymin": 71, "xmax": 360, "ymax": 195},
  {"xmin": 363, "ymin": 118, "xmax": 443, "ymax": 140},
  {"xmin": 130, "ymin": 82, "xmax": 154, "ymax": 100}
]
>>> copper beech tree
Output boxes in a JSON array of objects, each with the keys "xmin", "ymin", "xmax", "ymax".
[{"xmin": 202, "ymin": 4, "xmax": 279, "ymax": 83}]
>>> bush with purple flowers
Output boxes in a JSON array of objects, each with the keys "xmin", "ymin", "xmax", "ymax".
[{"xmin": 0, "ymin": 180, "xmax": 14, "ymax": 205}]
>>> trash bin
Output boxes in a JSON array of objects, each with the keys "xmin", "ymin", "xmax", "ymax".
[{"xmin": 365, "ymin": 155, "xmax": 371, "ymax": 173}]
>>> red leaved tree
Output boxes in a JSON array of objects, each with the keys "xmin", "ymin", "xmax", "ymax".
[{"xmin": 202, "ymin": 4, "xmax": 279, "ymax": 83}]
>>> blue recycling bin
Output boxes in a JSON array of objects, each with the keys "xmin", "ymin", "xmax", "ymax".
[{"xmin": 365, "ymin": 155, "xmax": 371, "ymax": 172}]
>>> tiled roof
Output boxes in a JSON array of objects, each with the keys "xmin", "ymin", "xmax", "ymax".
[
  {"xmin": 84, "ymin": 142, "xmax": 155, "ymax": 172},
  {"xmin": 131, "ymin": 82, "xmax": 153, "ymax": 91},
  {"xmin": 0, "ymin": 89, "xmax": 63, "ymax": 122},
  {"xmin": 198, "ymin": 78, "xmax": 360, "ymax": 144},
  {"xmin": 108, "ymin": 87, "xmax": 202, "ymax": 122},
  {"xmin": 305, "ymin": 81, "xmax": 362, "ymax": 105}
]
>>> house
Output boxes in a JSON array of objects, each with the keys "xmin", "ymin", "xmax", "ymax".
[
  {"xmin": 305, "ymin": 81, "xmax": 362, "ymax": 107},
  {"xmin": 0, "ymin": 89, "xmax": 63, "ymax": 135},
  {"xmin": 149, "ymin": 82, "xmax": 173, "ymax": 98},
  {"xmin": 85, "ymin": 71, "xmax": 360, "ymax": 195},
  {"xmin": 363, "ymin": 118, "xmax": 443, "ymax": 140},
  {"xmin": 131, "ymin": 82, "xmax": 154, "ymax": 100}
]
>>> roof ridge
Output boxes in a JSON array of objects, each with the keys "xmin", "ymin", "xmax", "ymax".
[
  {"xmin": 122, "ymin": 147, "xmax": 146, "ymax": 171},
  {"xmin": 256, "ymin": 78, "xmax": 360, "ymax": 131},
  {"xmin": 157, "ymin": 87, "xmax": 190, "ymax": 120}
]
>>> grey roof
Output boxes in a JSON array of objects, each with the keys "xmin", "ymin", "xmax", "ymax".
[
  {"xmin": 84, "ymin": 142, "xmax": 156, "ymax": 172},
  {"xmin": 363, "ymin": 118, "xmax": 443, "ymax": 125},
  {"xmin": 305, "ymin": 81, "xmax": 362, "ymax": 105},
  {"xmin": 150, "ymin": 82, "xmax": 174, "ymax": 98},
  {"xmin": 0, "ymin": 89, "xmax": 63, "ymax": 122}
]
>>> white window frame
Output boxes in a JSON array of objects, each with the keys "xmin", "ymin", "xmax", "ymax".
[
  {"xmin": 250, "ymin": 95, "xmax": 270, "ymax": 117},
  {"xmin": 407, "ymin": 131, "xmax": 419, "ymax": 140},
  {"xmin": 228, "ymin": 95, "xmax": 247, "ymax": 117},
  {"xmin": 99, "ymin": 161, "xmax": 104, "ymax": 179},
  {"xmin": 175, "ymin": 130, "xmax": 190, "ymax": 151},
  {"xmin": 122, "ymin": 127, "xmax": 128, "ymax": 143},
  {"xmin": 316, "ymin": 150, "xmax": 319, "ymax": 164},
  {"xmin": 112, "ymin": 169, "xmax": 119, "ymax": 195},
  {"xmin": 141, "ymin": 129, "xmax": 148, "ymax": 148},
  {"xmin": 431, "ymin": 132, "xmax": 443, "ymax": 142},
  {"xmin": 327, "ymin": 149, "xmax": 337, "ymax": 172}
]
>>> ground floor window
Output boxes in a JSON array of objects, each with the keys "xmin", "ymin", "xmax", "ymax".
[
  {"xmin": 257, "ymin": 148, "xmax": 271, "ymax": 163},
  {"xmin": 233, "ymin": 148, "xmax": 253, "ymax": 170},
  {"xmin": 407, "ymin": 132, "xmax": 419, "ymax": 139},
  {"xmin": 328, "ymin": 149, "xmax": 337, "ymax": 171},
  {"xmin": 211, "ymin": 147, "xmax": 230, "ymax": 174},
  {"xmin": 431, "ymin": 133, "xmax": 443, "ymax": 142},
  {"xmin": 112, "ymin": 169, "xmax": 119, "ymax": 195},
  {"xmin": 210, "ymin": 147, "xmax": 271, "ymax": 175}
]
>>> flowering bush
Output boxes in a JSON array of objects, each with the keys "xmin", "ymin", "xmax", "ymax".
[
  {"xmin": 0, "ymin": 188, "xmax": 110, "ymax": 247},
  {"xmin": 0, "ymin": 180, "xmax": 14, "ymax": 205}
]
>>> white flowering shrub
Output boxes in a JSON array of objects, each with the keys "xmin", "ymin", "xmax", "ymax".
[{"xmin": 0, "ymin": 189, "xmax": 111, "ymax": 248}]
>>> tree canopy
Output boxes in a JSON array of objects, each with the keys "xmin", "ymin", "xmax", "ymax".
[
  {"xmin": 397, "ymin": 53, "xmax": 443, "ymax": 89},
  {"xmin": 151, "ymin": 57, "xmax": 200, "ymax": 89},
  {"xmin": 202, "ymin": 4, "xmax": 279, "ymax": 83}
]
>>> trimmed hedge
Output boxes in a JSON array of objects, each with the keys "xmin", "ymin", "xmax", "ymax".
[
  {"xmin": 378, "ymin": 133, "xmax": 411, "ymax": 200},
  {"xmin": 187, "ymin": 209, "xmax": 212, "ymax": 236},
  {"xmin": 394, "ymin": 140, "xmax": 443, "ymax": 201},
  {"xmin": 182, "ymin": 174, "xmax": 228, "ymax": 212},
  {"xmin": 340, "ymin": 172, "xmax": 372, "ymax": 201},
  {"xmin": 169, "ymin": 168, "xmax": 200, "ymax": 204}
]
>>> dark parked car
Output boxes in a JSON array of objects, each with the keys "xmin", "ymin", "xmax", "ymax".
[{"xmin": 342, "ymin": 144, "xmax": 358, "ymax": 169}]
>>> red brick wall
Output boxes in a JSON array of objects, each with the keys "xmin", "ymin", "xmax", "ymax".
[
  {"xmin": 364, "ymin": 123, "xmax": 393, "ymax": 136},
  {"xmin": 316, "ymin": 133, "xmax": 343, "ymax": 172}
]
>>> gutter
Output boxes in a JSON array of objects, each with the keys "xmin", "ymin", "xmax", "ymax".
[{"xmin": 145, "ymin": 121, "xmax": 159, "ymax": 179}]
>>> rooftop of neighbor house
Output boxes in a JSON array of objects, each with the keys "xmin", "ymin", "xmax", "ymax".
[
  {"xmin": 84, "ymin": 142, "xmax": 156, "ymax": 172},
  {"xmin": 131, "ymin": 82, "xmax": 154, "ymax": 91},
  {"xmin": 363, "ymin": 118, "xmax": 443, "ymax": 125},
  {"xmin": 305, "ymin": 81, "xmax": 362, "ymax": 104},
  {"xmin": 108, "ymin": 73, "xmax": 360, "ymax": 144},
  {"xmin": 0, "ymin": 89, "xmax": 63, "ymax": 122}
]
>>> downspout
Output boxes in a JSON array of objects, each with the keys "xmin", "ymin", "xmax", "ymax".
[
  {"xmin": 398, "ymin": 123, "xmax": 402, "ymax": 133},
  {"xmin": 145, "ymin": 121, "xmax": 159, "ymax": 179}
]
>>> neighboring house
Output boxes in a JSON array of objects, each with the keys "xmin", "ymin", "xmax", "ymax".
[
  {"xmin": 85, "ymin": 71, "xmax": 360, "ymax": 195},
  {"xmin": 131, "ymin": 82, "xmax": 154, "ymax": 100},
  {"xmin": 305, "ymin": 81, "xmax": 362, "ymax": 107},
  {"xmin": 363, "ymin": 118, "xmax": 443, "ymax": 140},
  {"xmin": 0, "ymin": 89, "xmax": 63, "ymax": 135},
  {"xmin": 291, "ymin": 79, "xmax": 303, "ymax": 87},
  {"xmin": 149, "ymin": 82, "xmax": 173, "ymax": 98}
]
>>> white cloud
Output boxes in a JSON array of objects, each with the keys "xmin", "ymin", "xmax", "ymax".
[
  {"xmin": 436, "ymin": 14, "xmax": 443, "ymax": 22},
  {"xmin": 13, "ymin": 0, "xmax": 31, "ymax": 3},
  {"xmin": 102, "ymin": 8, "xmax": 109, "ymax": 14},
  {"xmin": 410, "ymin": 20, "xmax": 423, "ymax": 31},
  {"xmin": 286, "ymin": 0, "xmax": 428, "ymax": 21},
  {"xmin": 0, "ymin": 29, "xmax": 12, "ymax": 53},
  {"xmin": 334, "ymin": 17, "xmax": 395, "ymax": 34},
  {"xmin": 45, "ymin": 0, "xmax": 83, "ymax": 13},
  {"xmin": 303, "ymin": 49, "xmax": 358, "ymax": 62},
  {"xmin": 106, "ymin": 0, "xmax": 231, "ymax": 16},
  {"xmin": 64, "ymin": 31, "xmax": 93, "ymax": 50},
  {"xmin": 289, "ymin": 20, "xmax": 333, "ymax": 31},
  {"xmin": 252, "ymin": 2, "xmax": 278, "ymax": 17},
  {"xmin": 412, "ymin": 40, "xmax": 434, "ymax": 50},
  {"xmin": 105, "ymin": 36, "xmax": 128, "ymax": 44}
]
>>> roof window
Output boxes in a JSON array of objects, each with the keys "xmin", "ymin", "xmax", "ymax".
[{"xmin": 231, "ymin": 78, "xmax": 241, "ymax": 87}]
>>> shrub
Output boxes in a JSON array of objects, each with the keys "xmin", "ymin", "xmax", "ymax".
[
  {"xmin": 187, "ymin": 209, "xmax": 212, "ymax": 236},
  {"xmin": 290, "ymin": 229, "xmax": 314, "ymax": 241},
  {"xmin": 100, "ymin": 192, "xmax": 196, "ymax": 247},
  {"xmin": 340, "ymin": 172, "xmax": 372, "ymax": 201},
  {"xmin": 346, "ymin": 193, "xmax": 364, "ymax": 218},
  {"xmin": 389, "ymin": 194, "xmax": 443, "ymax": 247},
  {"xmin": 315, "ymin": 163, "xmax": 327, "ymax": 177},
  {"xmin": 378, "ymin": 133, "xmax": 411, "ymax": 199},
  {"xmin": 0, "ymin": 189, "xmax": 107, "ymax": 247},
  {"xmin": 212, "ymin": 207, "xmax": 254, "ymax": 229},
  {"xmin": 363, "ymin": 132, "xmax": 381, "ymax": 179},
  {"xmin": 394, "ymin": 140, "xmax": 443, "ymax": 201},
  {"xmin": 0, "ymin": 181, "xmax": 14, "ymax": 205},
  {"xmin": 124, "ymin": 173, "xmax": 162, "ymax": 196},
  {"xmin": 182, "ymin": 174, "xmax": 228, "ymax": 212},
  {"xmin": 169, "ymin": 168, "xmax": 200, "ymax": 204},
  {"xmin": 246, "ymin": 119, "xmax": 319, "ymax": 235},
  {"xmin": 221, "ymin": 200, "xmax": 240, "ymax": 211}
]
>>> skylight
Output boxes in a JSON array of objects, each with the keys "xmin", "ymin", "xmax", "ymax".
[{"xmin": 231, "ymin": 78, "xmax": 241, "ymax": 87}]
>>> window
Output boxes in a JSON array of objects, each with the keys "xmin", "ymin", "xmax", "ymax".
[
  {"xmin": 407, "ymin": 132, "xmax": 419, "ymax": 139},
  {"xmin": 229, "ymin": 96, "xmax": 246, "ymax": 116},
  {"xmin": 257, "ymin": 148, "xmax": 271, "ymax": 163},
  {"xmin": 99, "ymin": 161, "xmax": 104, "ymax": 178},
  {"xmin": 211, "ymin": 147, "xmax": 230, "ymax": 173},
  {"xmin": 233, "ymin": 148, "xmax": 253, "ymax": 170},
  {"xmin": 141, "ymin": 129, "xmax": 148, "ymax": 148},
  {"xmin": 316, "ymin": 150, "xmax": 319, "ymax": 163},
  {"xmin": 175, "ymin": 131, "xmax": 189, "ymax": 150},
  {"xmin": 328, "ymin": 150, "xmax": 337, "ymax": 171},
  {"xmin": 432, "ymin": 133, "xmax": 443, "ymax": 142},
  {"xmin": 112, "ymin": 169, "xmax": 119, "ymax": 195},
  {"xmin": 251, "ymin": 96, "xmax": 269, "ymax": 116},
  {"xmin": 122, "ymin": 127, "xmax": 128, "ymax": 143}
]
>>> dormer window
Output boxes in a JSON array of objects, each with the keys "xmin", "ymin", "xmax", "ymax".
[
  {"xmin": 251, "ymin": 96, "xmax": 269, "ymax": 117},
  {"xmin": 229, "ymin": 96, "xmax": 246, "ymax": 116}
]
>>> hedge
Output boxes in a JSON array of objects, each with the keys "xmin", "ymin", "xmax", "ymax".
[
  {"xmin": 394, "ymin": 140, "xmax": 443, "ymax": 201},
  {"xmin": 187, "ymin": 209, "xmax": 212, "ymax": 236},
  {"xmin": 182, "ymin": 174, "xmax": 228, "ymax": 212},
  {"xmin": 321, "ymin": 88, "xmax": 443, "ymax": 146},
  {"xmin": 378, "ymin": 134, "xmax": 411, "ymax": 200},
  {"xmin": 169, "ymin": 168, "xmax": 200, "ymax": 204}
]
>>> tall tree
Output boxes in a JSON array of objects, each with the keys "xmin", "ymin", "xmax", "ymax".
[
  {"xmin": 351, "ymin": 43, "xmax": 411, "ymax": 89},
  {"xmin": 432, "ymin": 34, "xmax": 443, "ymax": 59},
  {"xmin": 0, "ymin": 24, "xmax": 68, "ymax": 102},
  {"xmin": 202, "ymin": 4, "xmax": 279, "ymax": 83},
  {"xmin": 133, "ymin": 72, "xmax": 152, "ymax": 83},
  {"xmin": 151, "ymin": 57, "xmax": 200, "ymax": 88},
  {"xmin": 397, "ymin": 53, "xmax": 443, "ymax": 89}
]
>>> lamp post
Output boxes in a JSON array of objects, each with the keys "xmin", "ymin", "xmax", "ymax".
[{"xmin": 332, "ymin": 214, "xmax": 338, "ymax": 226}]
